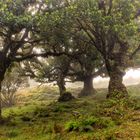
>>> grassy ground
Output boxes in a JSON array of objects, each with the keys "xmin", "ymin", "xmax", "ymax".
[{"xmin": 1, "ymin": 85, "xmax": 140, "ymax": 140}]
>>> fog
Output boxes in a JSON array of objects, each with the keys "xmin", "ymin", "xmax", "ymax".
[
  {"xmin": 29, "ymin": 68, "xmax": 140, "ymax": 89},
  {"xmin": 66, "ymin": 68, "xmax": 140, "ymax": 89}
]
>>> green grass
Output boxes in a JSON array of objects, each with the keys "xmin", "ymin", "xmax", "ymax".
[{"xmin": 0, "ymin": 85, "xmax": 140, "ymax": 140}]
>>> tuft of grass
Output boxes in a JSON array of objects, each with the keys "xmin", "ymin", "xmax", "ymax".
[{"xmin": 6, "ymin": 130, "xmax": 19, "ymax": 138}]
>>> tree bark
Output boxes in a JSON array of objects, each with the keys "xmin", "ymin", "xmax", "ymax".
[
  {"xmin": 0, "ymin": 80, "xmax": 2, "ymax": 121},
  {"xmin": 57, "ymin": 76, "xmax": 66, "ymax": 96},
  {"xmin": 0, "ymin": 55, "xmax": 11, "ymax": 121},
  {"xmin": 107, "ymin": 70, "xmax": 128, "ymax": 98},
  {"xmin": 78, "ymin": 76, "xmax": 96, "ymax": 97}
]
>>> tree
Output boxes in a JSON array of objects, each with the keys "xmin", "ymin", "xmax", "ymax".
[
  {"xmin": 70, "ymin": 0, "xmax": 140, "ymax": 98},
  {"xmin": 19, "ymin": 56, "xmax": 76, "ymax": 102},
  {"xmin": 37, "ymin": 14, "xmax": 105, "ymax": 97},
  {"xmin": 20, "ymin": 41, "xmax": 105, "ymax": 98},
  {"xmin": 18, "ymin": 12, "xmax": 106, "ymax": 97},
  {"xmin": 0, "ymin": 0, "xmax": 69, "ymax": 120},
  {"xmin": 0, "ymin": 0, "xmax": 35, "ymax": 120},
  {"xmin": 22, "ymin": 56, "xmax": 71, "ymax": 95},
  {"xmin": 69, "ymin": 51, "xmax": 105, "ymax": 97}
]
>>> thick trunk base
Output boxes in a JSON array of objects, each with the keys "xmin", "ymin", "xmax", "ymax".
[
  {"xmin": 57, "ymin": 78, "xmax": 66, "ymax": 96},
  {"xmin": 78, "ymin": 76, "xmax": 96, "ymax": 97},
  {"xmin": 78, "ymin": 88, "xmax": 96, "ymax": 97},
  {"xmin": 107, "ymin": 73, "xmax": 128, "ymax": 99},
  {"xmin": 59, "ymin": 87, "xmax": 66, "ymax": 97}
]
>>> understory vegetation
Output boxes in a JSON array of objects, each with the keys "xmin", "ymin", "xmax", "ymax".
[{"xmin": 1, "ymin": 85, "xmax": 140, "ymax": 140}]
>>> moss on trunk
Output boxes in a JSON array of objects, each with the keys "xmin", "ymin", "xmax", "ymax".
[{"xmin": 107, "ymin": 71, "xmax": 128, "ymax": 98}]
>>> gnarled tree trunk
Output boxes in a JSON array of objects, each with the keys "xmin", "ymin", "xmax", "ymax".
[
  {"xmin": 106, "ymin": 64, "xmax": 128, "ymax": 98},
  {"xmin": 57, "ymin": 76, "xmax": 75, "ymax": 102},
  {"xmin": 58, "ymin": 82, "xmax": 66, "ymax": 96},
  {"xmin": 0, "ymin": 80, "xmax": 2, "ymax": 121},
  {"xmin": 107, "ymin": 72, "xmax": 128, "ymax": 98},
  {"xmin": 57, "ymin": 76, "xmax": 66, "ymax": 96},
  {"xmin": 78, "ymin": 76, "xmax": 96, "ymax": 97}
]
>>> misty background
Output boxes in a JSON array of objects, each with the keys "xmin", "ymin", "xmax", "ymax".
[{"xmin": 28, "ymin": 68, "xmax": 140, "ymax": 89}]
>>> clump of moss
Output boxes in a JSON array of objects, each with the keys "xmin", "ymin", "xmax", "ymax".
[{"xmin": 65, "ymin": 116, "xmax": 115, "ymax": 132}]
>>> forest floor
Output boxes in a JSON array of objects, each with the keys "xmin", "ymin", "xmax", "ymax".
[{"xmin": 1, "ymin": 85, "xmax": 140, "ymax": 140}]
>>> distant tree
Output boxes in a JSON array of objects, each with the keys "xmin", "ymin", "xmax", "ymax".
[
  {"xmin": 69, "ymin": 48, "xmax": 105, "ymax": 97},
  {"xmin": 20, "ymin": 56, "xmax": 71, "ymax": 96}
]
